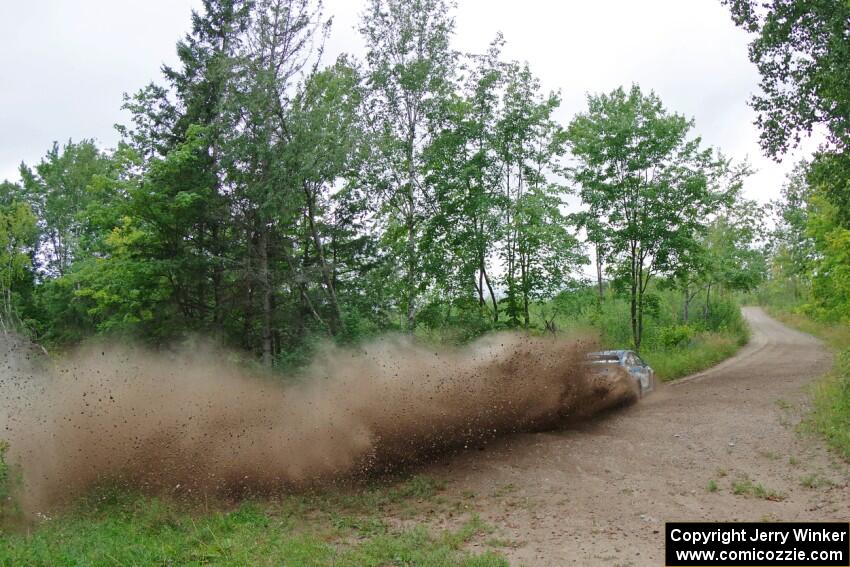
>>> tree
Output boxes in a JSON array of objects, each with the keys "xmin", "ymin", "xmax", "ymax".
[
  {"xmin": 113, "ymin": 0, "xmax": 335, "ymax": 363},
  {"xmin": 572, "ymin": 211, "xmax": 608, "ymax": 302},
  {"xmin": 805, "ymin": 154, "xmax": 850, "ymax": 322},
  {"xmin": 359, "ymin": 0, "xmax": 456, "ymax": 330},
  {"xmin": 218, "ymin": 0, "xmax": 331, "ymax": 364},
  {"xmin": 725, "ymin": 0, "xmax": 850, "ymax": 156},
  {"xmin": 806, "ymin": 190, "xmax": 850, "ymax": 323},
  {"xmin": 702, "ymin": 198, "xmax": 767, "ymax": 315},
  {"xmin": 726, "ymin": 0, "xmax": 850, "ymax": 324},
  {"xmin": 768, "ymin": 161, "xmax": 815, "ymax": 298},
  {"xmin": 421, "ymin": 38, "xmax": 504, "ymax": 323},
  {"xmin": 19, "ymin": 140, "xmax": 116, "ymax": 277},
  {"xmin": 567, "ymin": 85, "xmax": 734, "ymax": 350},
  {"xmin": 110, "ymin": 0, "xmax": 246, "ymax": 344},
  {"xmin": 284, "ymin": 57, "xmax": 363, "ymax": 336},
  {"xmin": 496, "ymin": 63, "xmax": 582, "ymax": 327},
  {"xmin": 0, "ymin": 185, "xmax": 37, "ymax": 333}
]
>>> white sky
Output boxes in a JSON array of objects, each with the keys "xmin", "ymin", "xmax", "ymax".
[{"xmin": 0, "ymin": 0, "xmax": 820, "ymax": 202}]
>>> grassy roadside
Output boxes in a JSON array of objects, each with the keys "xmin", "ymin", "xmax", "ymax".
[
  {"xmin": 0, "ymin": 476, "xmax": 507, "ymax": 567},
  {"xmin": 761, "ymin": 307, "xmax": 850, "ymax": 460},
  {"xmin": 0, "ymin": 290, "xmax": 752, "ymax": 564},
  {"xmin": 535, "ymin": 289, "xmax": 751, "ymax": 382},
  {"xmin": 641, "ymin": 329, "xmax": 748, "ymax": 382},
  {"xmin": 0, "ymin": 331, "xmax": 752, "ymax": 566}
]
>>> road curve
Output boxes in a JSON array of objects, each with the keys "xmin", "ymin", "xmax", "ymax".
[{"xmin": 419, "ymin": 307, "xmax": 850, "ymax": 566}]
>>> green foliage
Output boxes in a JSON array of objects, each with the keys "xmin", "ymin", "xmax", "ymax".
[
  {"xmin": 0, "ymin": 196, "xmax": 37, "ymax": 332},
  {"xmin": 360, "ymin": 0, "xmax": 457, "ymax": 331},
  {"xmin": 567, "ymin": 84, "xmax": 738, "ymax": 350},
  {"xmin": 644, "ymin": 333, "xmax": 745, "ymax": 382},
  {"xmin": 18, "ymin": 140, "xmax": 117, "ymax": 277},
  {"xmin": 0, "ymin": 486, "xmax": 506, "ymax": 566},
  {"xmin": 772, "ymin": 309, "xmax": 850, "ymax": 460},
  {"xmin": 416, "ymin": 297, "xmax": 495, "ymax": 344},
  {"xmin": 703, "ymin": 202, "xmax": 767, "ymax": 294},
  {"xmin": 811, "ymin": 348, "xmax": 850, "ymax": 459},
  {"xmin": 71, "ymin": 219, "xmax": 173, "ymax": 339},
  {"xmin": 659, "ymin": 325, "xmax": 695, "ymax": 348},
  {"xmin": 768, "ymin": 161, "xmax": 814, "ymax": 292},
  {"xmin": 3, "ymin": 0, "xmax": 758, "ymax": 374},
  {"xmin": 725, "ymin": 0, "xmax": 850, "ymax": 156},
  {"xmin": 492, "ymin": 64, "xmax": 584, "ymax": 328},
  {"xmin": 539, "ymin": 282, "xmax": 748, "ymax": 381},
  {"xmin": 763, "ymin": 156, "xmax": 850, "ymax": 327},
  {"xmin": 805, "ymin": 166, "xmax": 850, "ymax": 324}
]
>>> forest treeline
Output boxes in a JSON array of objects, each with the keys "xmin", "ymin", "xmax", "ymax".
[
  {"xmin": 730, "ymin": 0, "xmax": 850, "ymax": 456},
  {"xmin": 737, "ymin": 0, "xmax": 850, "ymax": 325},
  {"xmin": 0, "ymin": 0, "xmax": 779, "ymax": 367}
]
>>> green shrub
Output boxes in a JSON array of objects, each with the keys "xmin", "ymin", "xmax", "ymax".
[
  {"xmin": 659, "ymin": 325, "xmax": 695, "ymax": 348},
  {"xmin": 643, "ymin": 332, "xmax": 742, "ymax": 382}
]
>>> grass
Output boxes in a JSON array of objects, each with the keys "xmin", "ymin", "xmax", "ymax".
[
  {"xmin": 418, "ymin": 286, "xmax": 751, "ymax": 384},
  {"xmin": 0, "ymin": 442, "xmax": 21, "ymax": 525},
  {"xmin": 800, "ymin": 473, "xmax": 833, "ymax": 489},
  {"xmin": 537, "ymin": 288, "xmax": 751, "ymax": 382},
  {"xmin": 706, "ymin": 479, "xmax": 718, "ymax": 493},
  {"xmin": 767, "ymin": 310, "xmax": 850, "ymax": 350},
  {"xmin": 809, "ymin": 364, "xmax": 850, "ymax": 459},
  {"xmin": 642, "ymin": 330, "xmax": 748, "ymax": 382},
  {"xmin": 0, "ymin": 477, "xmax": 508, "ymax": 567},
  {"xmin": 730, "ymin": 478, "xmax": 785, "ymax": 501},
  {"xmin": 763, "ymin": 307, "xmax": 850, "ymax": 460},
  {"xmin": 0, "ymin": 290, "xmax": 754, "ymax": 565}
]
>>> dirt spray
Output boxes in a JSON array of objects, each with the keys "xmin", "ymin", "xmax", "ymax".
[{"xmin": 0, "ymin": 332, "xmax": 637, "ymax": 514}]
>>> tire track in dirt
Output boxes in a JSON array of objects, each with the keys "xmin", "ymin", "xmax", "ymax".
[{"xmin": 413, "ymin": 307, "xmax": 850, "ymax": 566}]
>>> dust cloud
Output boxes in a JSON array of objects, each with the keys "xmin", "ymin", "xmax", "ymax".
[{"xmin": 0, "ymin": 332, "xmax": 637, "ymax": 514}]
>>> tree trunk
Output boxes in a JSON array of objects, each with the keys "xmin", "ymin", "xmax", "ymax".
[
  {"xmin": 520, "ymin": 252, "xmax": 530, "ymax": 328},
  {"xmin": 477, "ymin": 238, "xmax": 485, "ymax": 307},
  {"xmin": 636, "ymin": 285, "xmax": 644, "ymax": 352},
  {"xmin": 405, "ymin": 126, "xmax": 417, "ymax": 332},
  {"xmin": 630, "ymin": 246, "xmax": 639, "ymax": 350},
  {"xmin": 476, "ymin": 272, "xmax": 484, "ymax": 306},
  {"xmin": 258, "ymin": 226, "xmax": 273, "ymax": 367},
  {"xmin": 305, "ymin": 184, "xmax": 342, "ymax": 335},
  {"xmin": 405, "ymin": 203, "xmax": 416, "ymax": 331},
  {"xmin": 595, "ymin": 242, "xmax": 604, "ymax": 300},
  {"xmin": 481, "ymin": 262, "xmax": 499, "ymax": 323}
]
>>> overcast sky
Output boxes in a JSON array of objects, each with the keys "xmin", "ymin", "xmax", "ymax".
[{"xmin": 0, "ymin": 0, "xmax": 820, "ymax": 202}]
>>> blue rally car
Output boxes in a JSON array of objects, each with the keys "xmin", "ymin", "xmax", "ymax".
[{"xmin": 586, "ymin": 350, "xmax": 657, "ymax": 397}]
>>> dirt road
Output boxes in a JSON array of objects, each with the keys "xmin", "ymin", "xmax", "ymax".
[{"xmin": 418, "ymin": 307, "xmax": 850, "ymax": 565}]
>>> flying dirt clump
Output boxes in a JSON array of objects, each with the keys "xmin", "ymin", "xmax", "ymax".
[{"xmin": 0, "ymin": 332, "xmax": 637, "ymax": 513}]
